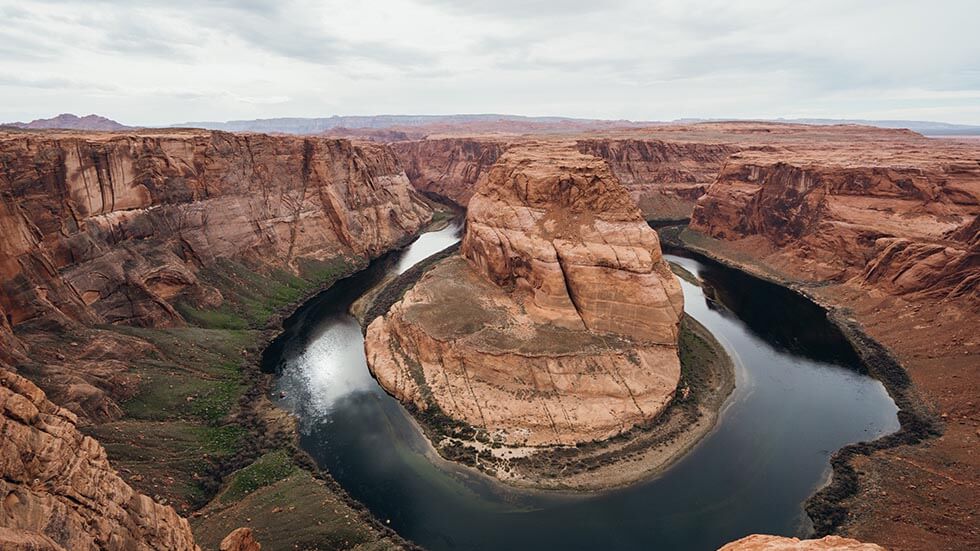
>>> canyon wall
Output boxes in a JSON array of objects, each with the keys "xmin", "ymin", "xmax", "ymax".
[
  {"xmin": 576, "ymin": 138, "xmax": 737, "ymax": 220},
  {"xmin": 0, "ymin": 368, "xmax": 199, "ymax": 551},
  {"xmin": 686, "ymin": 137, "xmax": 980, "ymax": 550},
  {"xmin": 390, "ymin": 138, "xmax": 506, "ymax": 207},
  {"xmin": 366, "ymin": 143, "xmax": 683, "ymax": 448},
  {"xmin": 0, "ymin": 130, "xmax": 432, "ymax": 421},
  {"xmin": 392, "ymin": 135, "xmax": 736, "ymax": 220},
  {"xmin": 0, "ymin": 130, "xmax": 431, "ymax": 330},
  {"xmin": 0, "ymin": 129, "xmax": 434, "ymax": 550},
  {"xmin": 691, "ymin": 146, "xmax": 980, "ymax": 304}
]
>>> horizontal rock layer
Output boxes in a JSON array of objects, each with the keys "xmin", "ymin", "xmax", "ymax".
[
  {"xmin": 576, "ymin": 138, "xmax": 737, "ymax": 219},
  {"xmin": 0, "ymin": 130, "xmax": 431, "ymax": 329},
  {"xmin": 691, "ymin": 146, "xmax": 980, "ymax": 304},
  {"xmin": 391, "ymin": 138, "xmax": 506, "ymax": 207}
]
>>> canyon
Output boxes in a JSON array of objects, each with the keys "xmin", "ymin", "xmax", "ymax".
[
  {"xmin": 0, "ymin": 129, "xmax": 431, "ymax": 549},
  {"xmin": 0, "ymin": 121, "xmax": 976, "ymax": 550},
  {"xmin": 378, "ymin": 123, "xmax": 978, "ymax": 548}
]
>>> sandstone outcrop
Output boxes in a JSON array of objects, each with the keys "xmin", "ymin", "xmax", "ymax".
[
  {"xmin": 391, "ymin": 137, "xmax": 507, "ymax": 207},
  {"xmin": 719, "ymin": 535, "xmax": 885, "ymax": 551},
  {"xmin": 0, "ymin": 368, "xmax": 199, "ymax": 550},
  {"xmin": 691, "ymin": 144, "xmax": 980, "ymax": 304},
  {"xmin": 0, "ymin": 129, "xmax": 432, "ymax": 420},
  {"xmin": 365, "ymin": 143, "xmax": 683, "ymax": 449},
  {"xmin": 219, "ymin": 527, "xmax": 260, "ymax": 551},
  {"xmin": 576, "ymin": 138, "xmax": 737, "ymax": 219},
  {"xmin": 0, "ymin": 130, "xmax": 431, "ymax": 329}
]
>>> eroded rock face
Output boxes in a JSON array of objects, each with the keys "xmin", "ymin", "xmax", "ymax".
[
  {"xmin": 219, "ymin": 527, "xmax": 260, "ymax": 551},
  {"xmin": 0, "ymin": 130, "xmax": 432, "ymax": 421},
  {"xmin": 0, "ymin": 130, "xmax": 431, "ymax": 329},
  {"xmin": 366, "ymin": 143, "xmax": 683, "ymax": 447},
  {"xmin": 691, "ymin": 146, "xmax": 980, "ymax": 304},
  {"xmin": 0, "ymin": 368, "xmax": 199, "ymax": 551},
  {"xmin": 391, "ymin": 138, "xmax": 507, "ymax": 207},
  {"xmin": 577, "ymin": 138, "xmax": 737, "ymax": 219},
  {"xmin": 718, "ymin": 535, "xmax": 885, "ymax": 550},
  {"xmin": 462, "ymin": 143, "xmax": 683, "ymax": 343}
]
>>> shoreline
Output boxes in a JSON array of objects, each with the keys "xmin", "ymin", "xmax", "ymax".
[
  {"xmin": 655, "ymin": 224, "xmax": 942, "ymax": 537},
  {"xmin": 240, "ymin": 216, "xmax": 931, "ymax": 543},
  {"xmin": 185, "ymin": 206, "xmax": 465, "ymax": 549},
  {"xmin": 495, "ymin": 314, "xmax": 736, "ymax": 492}
]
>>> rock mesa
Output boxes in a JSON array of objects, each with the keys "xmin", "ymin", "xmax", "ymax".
[{"xmin": 366, "ymin": 142, "xmax": 683, "ymax": 447}]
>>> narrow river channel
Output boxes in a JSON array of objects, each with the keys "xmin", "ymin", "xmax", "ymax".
[{"xmin": 264, "ymin": 221, "xmax": 899, "ymax": 550}]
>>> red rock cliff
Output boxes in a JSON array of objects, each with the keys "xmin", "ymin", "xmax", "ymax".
[
  {"xmin": 0, "ymin": 368, "xmax": 199, "ymax": 550},
  {"xmin": 390, "ymin": 137, "xmax": 507, "ymax": 207},
  {"xmin": 0, "ymin": 130, "xmax": 432, "ymax": 330},
  {"xmin": 691, "ymin": 145, "xmax": 980, "ymax": 304},
  {"xmin": 576, "ymin": 138, "xmax": 737, "ymax": 219}
]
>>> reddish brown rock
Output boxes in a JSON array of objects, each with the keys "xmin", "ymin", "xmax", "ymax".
[
  {"xmin": 366, "ymin": 143, "xmax": 683, "ymax": 449},
  {"xmin": 0, "ymin": 129, "xmax": 432, "ymax": 421},
  {"xmin": 0, "ymin": 130, "xmax": 431, "ymax": 329},
  {"xmin": 0, "ymin": 368, "xmax": 199, "ymax": 550},
  {"xmin": 719, "ymin": 535, "xmax": 886, "ymax": 551},
  {"xmin": 391, "ymin": 137, "xmax": 507, "ymax": 207},
  {"xmin": 691, "ymin": 145, "xmax": 980, "ymax": 304},
  {"xmin": 462, "ymin": 143, "xmax": 683, "ymax": 342},
  {"xmin": 219, "ymin": 527, "xmax": 260, "ymax": 551},
  {"xmin": 576, "ymin": 138, "xmax": 737, "ymax": 219}
]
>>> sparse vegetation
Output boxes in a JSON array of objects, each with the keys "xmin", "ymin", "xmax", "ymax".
[
  {"xmin": 218, "ymin": 450, "xmax": 298, "ymax": 504},
  {"xmin": 94, "ymin": 254, "xmax": 367, "ymax": 516}
]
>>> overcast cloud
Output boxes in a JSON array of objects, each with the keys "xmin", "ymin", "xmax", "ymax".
[{"xmin": 1, "ymin": 0, "xmax": 978, "ymax": 125}]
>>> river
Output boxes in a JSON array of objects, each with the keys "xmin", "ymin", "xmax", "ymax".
[{"xmin": 264, "ymin": 221, "xmax": 899, "ymax": 550}]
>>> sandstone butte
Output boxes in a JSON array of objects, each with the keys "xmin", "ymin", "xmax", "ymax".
[
  {"xmin": 0, "ymin": 129, "xmax": 432, "ymax": 549},
  {"xmin": 365, "ymin": 142, "xmax": 684, "ymax": 448}
]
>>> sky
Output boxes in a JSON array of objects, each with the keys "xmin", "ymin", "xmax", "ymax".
[{"xmin": 1, "ymin": 0, "xmax": 979, "ymax": 126}]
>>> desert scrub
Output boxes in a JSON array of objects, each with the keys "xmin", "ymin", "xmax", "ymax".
[{"xmin": 179, "ymin": 256, "xmax": 360, "ymax": 330}]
